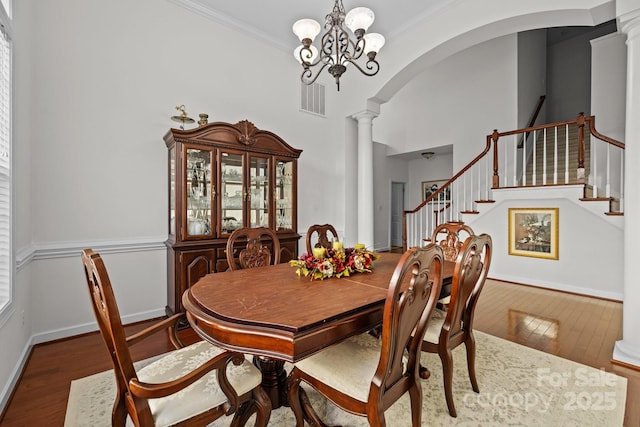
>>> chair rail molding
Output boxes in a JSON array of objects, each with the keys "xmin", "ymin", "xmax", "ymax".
[{"xmin": 15, "ymin": 236, "xmax": 167, "ymax": 271}]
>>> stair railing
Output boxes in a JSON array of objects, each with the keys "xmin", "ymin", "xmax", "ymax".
[
  {"xmin": 491, "ymin": 113, "xmax": 624, "ymax": 204},
  {"xmin": 403, "ymin": 136, "xmax": 493, "ymax": 250},
  {"xmin": 583, "ymin": 116, "xmax": 625, "ymax": 210},
  {"xmin": 403, "ymin": 113, "xmax": 625, "ymax": 251}
]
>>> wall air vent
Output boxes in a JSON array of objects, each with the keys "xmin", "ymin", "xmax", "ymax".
[{"xmin": 300, "ymin": 82, "xmax": 325, "ymax": 117}]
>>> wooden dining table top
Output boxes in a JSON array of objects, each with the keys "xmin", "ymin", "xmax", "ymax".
[{"xmin": 183, "ymin": 252, "xmax": 454, "ymax": 363}]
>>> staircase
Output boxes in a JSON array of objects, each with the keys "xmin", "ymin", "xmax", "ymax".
[
  {"xmin": 523, "ymin": 124, "xmax": 590, "ymax": 187},
  {"xmin": 403, "ymin": 114, "xmax": 624, "ymax": 250}
]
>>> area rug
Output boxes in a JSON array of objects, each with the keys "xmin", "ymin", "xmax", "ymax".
[{"xmin": 64, "ymin": 332, "xmax": 626, "ymax": 426}]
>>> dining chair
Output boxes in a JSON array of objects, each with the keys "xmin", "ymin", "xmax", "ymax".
[
  {"xmin": 226, "ymin": 227, "xmax": 281, "ymax": 271},
  {"xmin": 81, "ymin": 249, "xmax": 271, "ymax": 427},
  {"xmin": 287, "ymin": 244, "xmax": 444, "ymax": 427},
  {"xmin": 420, "ymin": 233, "xmax": 492, "ymax": 417},
  {"xmin": 428, "ymin": 221, "xmax": 475, "ymax": 262},
  {"xmin": 305, "ymin": 223, "xmax": 339, "ymax": 255}
]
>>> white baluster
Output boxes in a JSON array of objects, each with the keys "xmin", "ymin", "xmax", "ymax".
[{"xmin": 553, "ymin": 126, "xmax": 558, "ymax": 185}]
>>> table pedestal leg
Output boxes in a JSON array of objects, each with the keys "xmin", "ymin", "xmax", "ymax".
[{"xmin": 253, "ymin": 356, "xmax": 288, "ymax": 408}]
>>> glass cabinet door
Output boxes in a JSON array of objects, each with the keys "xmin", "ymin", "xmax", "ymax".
[
  {"xmin": 169, "ymin": 146, "xmax": 176, "ymax": 236},
  {"xmin": 249, "ymin": 155, "xmax": 270, "ymax": 228},
  {"xmin": 220, "ymin": 151, "xmax": 244, "ymax": 234},
  {"xmin": 275, "ymin": 159, "xmax": 294, "ymax": 231},
  {"xmin": 186, "ymin": 147, "xmax": 213, "ymax": 238}
]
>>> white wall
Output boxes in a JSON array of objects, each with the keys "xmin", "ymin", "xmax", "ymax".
[
  {"xmin": 463, "ymin": 188, "xmax": 623, "ymax": 299},
  {"xmin": 374, "ymin": 35, "xmax": 518, "ymax": 171},
  {"xmin": 591, "ymin": 32, "xmax": 627, "ymax": 140}
]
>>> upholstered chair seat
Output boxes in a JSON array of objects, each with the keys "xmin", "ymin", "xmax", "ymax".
[
  {"xmin": 422, "ymin": 308, "xmax": 447, "ymax": 344},
  {"xmin": 293, "ymin": 333, "xmax": 387, "ymax": 402},
  {"xmin": 134, "ymin": 341, "xmax": 263, "ymax": 426}
]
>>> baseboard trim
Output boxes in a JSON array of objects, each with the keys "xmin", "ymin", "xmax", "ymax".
[
  {"xmin": 489, "ymin": 274, "xmax": 623, "ymax": 302},
  {"xmin": 0, "ymin": 307, "xmax": 166, "ymax": 417},
  {"xmin": 613, "ymin": 340, "xmax": 640, "ymax": 370},
  {"xmin": 30, "ymin": 308, "xmax": 167, "ymax": 345},
  {"xmin": 0, "ymin": 335, "xmax": 32, "ymax": 419}
]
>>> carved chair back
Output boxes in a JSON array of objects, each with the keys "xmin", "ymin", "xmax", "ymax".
[
  {"xmin": 82, "ymin": 249, "xmax": 140, "ymax": 416},
  {"xmin": 305, "ymin": 223, "xmax": 339, "ymax": 254},
  {"xmin": 226, "ymin": 227, "xmax": 281, "ymax": 270},
  {"xmin": 430, "ymin": 221, "xmax": 475, "ymax": 262}
]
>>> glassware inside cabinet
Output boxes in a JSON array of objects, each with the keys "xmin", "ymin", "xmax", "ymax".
[
  {"xmin": 249, "ymin": 155, "xmax": 269, "ymax": 228},
  {"xmin": 221, "ymin": 152, "xmax": 244, "ymax": 233},
  {"xmin": 186, "ymin": 148, "xmax": 212, "ymax": 237},
  {"xmin": 275, "ymin": 159, "xmax": 294, "ymax": 231}
]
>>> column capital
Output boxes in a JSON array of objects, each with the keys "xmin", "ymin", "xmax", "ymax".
[
  {"xmin": 618, "ymin": 7, "xmax": 640, "ymax": 42},
  {"xmin": 351, "ymin": 109, "xmax": 378, "ymax": 122}
]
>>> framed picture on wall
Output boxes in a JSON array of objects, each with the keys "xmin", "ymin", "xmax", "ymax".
[
  {"xmin": 508, "ymin": 207, "xmax": 559, "ymax": 260},
  {"xmin": 422, "ymin": 179, "xmax": 451, "ymax": 202}
]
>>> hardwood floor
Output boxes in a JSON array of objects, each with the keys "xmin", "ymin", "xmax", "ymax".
[{"xmin": 1, "ymin": 279, "xmax": 638, "ymax": 426}]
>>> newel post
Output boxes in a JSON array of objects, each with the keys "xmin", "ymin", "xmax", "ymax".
[
  {"xmin": 491, "ymin": 130, "xmax": 500, "ymax": 188},
  {"xmin": 576, "ymin": 112, "xmax": 586, "ymax": 183}
]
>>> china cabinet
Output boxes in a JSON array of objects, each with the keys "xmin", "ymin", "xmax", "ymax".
[{"xmin": 164, "ymin": 120, "xmax": 302, "ymax": 316}]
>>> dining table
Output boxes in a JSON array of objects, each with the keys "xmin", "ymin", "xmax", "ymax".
[{"xmin": 183, "ymin": 251, "xmax": 454, "ymax": 409}]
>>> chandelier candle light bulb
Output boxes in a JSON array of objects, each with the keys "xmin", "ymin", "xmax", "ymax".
[{"xmin": 292, "ymin": 0, "xmax": 385, "ymax": 90}]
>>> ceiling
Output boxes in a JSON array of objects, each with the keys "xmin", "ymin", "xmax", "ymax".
[{"xmin": 173, "ymin": 0, "xmax": 455, "ymax": 52}]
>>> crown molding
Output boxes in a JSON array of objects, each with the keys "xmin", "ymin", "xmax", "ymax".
[{"xmin": 166, "ymin": 0, "xmax": 291, "ymax": 52}]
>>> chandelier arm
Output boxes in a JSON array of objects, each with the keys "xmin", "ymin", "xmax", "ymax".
[
  {"xmin": 336, "ymin": 36, "xmax": 365, "ymax": 64},
  {"xmin": 342, "ymin": 57, "xmax": 381, "ymax": 77},
  {"xmin": 301, "ymin": 62, "xmax": 330, "ymax": 86}
]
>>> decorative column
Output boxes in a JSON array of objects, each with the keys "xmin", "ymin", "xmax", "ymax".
[
  {"xmin": 614, "ymin": 5, "xmax": 640, "ymax": 368},
  {"xmin": 352, "ymin": 110, "xmax": 378, "ymax": 249}
]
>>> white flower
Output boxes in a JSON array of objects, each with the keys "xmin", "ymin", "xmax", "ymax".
[
  {"xmin": 321, "ymin": 260, "xmax": 334, "ymax": 277},
  {"xmin": 353, "ymin": 255, "xmax": 365, "ymax": 270}
]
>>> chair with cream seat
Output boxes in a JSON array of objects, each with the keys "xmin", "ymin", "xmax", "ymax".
[
  {"xmin": 420, "ymin": 233, "xmax": 492, "ymax": 417},
  {"xmin": 287, "ymin": 244, "xmax": 444, "ymax": 427},
  {"xmin": 305, "ymin": 224, "xmax": 339, "ymax": 255},
  {"xmin": 226, "ymin": 227, "xmax": 281, "ymax": 271},
  {"xmin": 81, "ymin": 248, "xmax": 271, "ymax": 427}
]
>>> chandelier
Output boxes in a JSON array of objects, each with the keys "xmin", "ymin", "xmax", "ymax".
[{"xmin": 292, "ymin": 0, "xmax": 385, "ymax": 91}]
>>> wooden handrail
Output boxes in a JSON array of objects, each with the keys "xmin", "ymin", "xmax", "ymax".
[
  {"xmin": 586, "ymin": 116, "xmax": 625, "ymax": 149},
  {"xmin": 404, "ymin": 138, "xmax": 492, "ymax": 216},
  {"xmin": 517, "ymin": 95, "xmax": 546, "ymax": 149}
]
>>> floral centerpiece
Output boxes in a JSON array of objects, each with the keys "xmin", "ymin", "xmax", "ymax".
[{"xmin": 290, "ymin": 244, "xmax": 379, "ymax": 280}]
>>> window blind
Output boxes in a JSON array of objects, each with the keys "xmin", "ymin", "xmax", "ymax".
[{"xmin": 0, "ymin": 19, "xmax": 11, "ymax": 308}]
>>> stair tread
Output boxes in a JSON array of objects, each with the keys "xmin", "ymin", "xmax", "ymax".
[{"xmin": 579, "ymin": 197, "xmax": 612, "ymax": 202}]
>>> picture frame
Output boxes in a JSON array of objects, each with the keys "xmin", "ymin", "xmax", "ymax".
[
  {"xmin": 508, "ymin": 207, "xmax": 559, "ymax": 260},
  {"xmin": 422, "ymin": 179, "xmax": 451, "ymax": 202}
]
